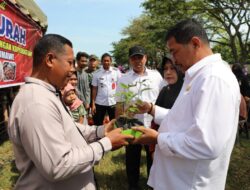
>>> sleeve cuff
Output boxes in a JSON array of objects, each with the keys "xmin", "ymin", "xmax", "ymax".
[
  {"xmin": 96, "ymin": 125, "xmax": 105, "ymax": 138},
  {"xmin": 89, "ymin": 137, "xmax": 112, "ymax": 163},
  {"xmin": 99, "ymin": 137, "xmax": 112, "ymax": 152},
  {"xmin": 154, "ymin": 105, "xmax": 169, "ymax": 125}
]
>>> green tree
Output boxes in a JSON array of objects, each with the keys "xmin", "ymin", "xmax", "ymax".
[
  {"xmin": 112, "ymin": 0, "xmax": 250, "ymax": 65},
  {"xmin": 190, "ymin": 0, "xmax": 250, "ymax": 63},
  {"xmin": 112, "ymin": 14, "xmax": 163, "ymax": 68}
]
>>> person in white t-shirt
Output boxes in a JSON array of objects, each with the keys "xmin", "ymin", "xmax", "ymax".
[{"xmin": 132, "ymin": 19, "xmax": 241, "ymax": 190}]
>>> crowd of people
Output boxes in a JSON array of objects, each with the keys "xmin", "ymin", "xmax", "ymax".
[{"xmin": 7, "ymin": 18, "xmax": 247, "ymax": 190}]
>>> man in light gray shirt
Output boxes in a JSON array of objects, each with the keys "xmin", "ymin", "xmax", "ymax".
[
  {"xmin": 76, "ymin": 51, "xmax": 91, "ymax": 111},
  {"xmin": 8, "ymin": 34, "xmax": 133, "ymax": 190}
]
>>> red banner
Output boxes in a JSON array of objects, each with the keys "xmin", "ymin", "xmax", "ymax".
[{"xmin": 0, "ymin": 0, "xmax": 43, "ymax": 88}]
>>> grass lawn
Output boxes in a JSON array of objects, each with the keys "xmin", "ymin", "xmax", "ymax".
[{"xmin": 0, "ymin": 137, "xmax": 250, "ymax": 190}]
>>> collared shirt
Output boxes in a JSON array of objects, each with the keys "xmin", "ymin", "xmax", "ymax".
[
  {"xmin": 149, "ymin": 54, "xmax": 241, "ymax": 190},
  {"xmin": 116, "ymin": 68, "xmax": 163, "ymax": 127},
  {"xmin": 8, "ymin": 77, "xmax": 112, "ymax": 190},
  {"xmin": 92, "ymin": 67, "xmax": 122, "ymax": 106}
]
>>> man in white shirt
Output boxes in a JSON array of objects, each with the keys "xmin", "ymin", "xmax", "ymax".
[
  {"xmin": 132, "ymin": 19, "xmax": 241, "ymax": 190},
  {"xmin": 116, "ymin": 45, "xmax": 163, "ymax": 190},
  {"xmin": 91, "ymin": 53, "xmax": 122, "ymax": 125},
  {"xmin": 8, "ymin": 34, "xmax": 133, "ymax": 190}
]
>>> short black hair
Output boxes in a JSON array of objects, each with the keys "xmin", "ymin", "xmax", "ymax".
[
  {"xmin": 101, "ymin": 53, "xmax": 112, "ymax": 61},
  {"xmin": 165, "ymin": 18, "xmax": 209, "ymax": 44},
  {"xmin": 76, "ymin": 51, "xmax": 89, "ymax": 61},
  {"xmin": 33, "ymin": 34, "xmax": 72, "ymax": 67}
]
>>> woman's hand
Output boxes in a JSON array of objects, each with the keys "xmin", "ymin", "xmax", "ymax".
[{"xmin": 136, "ymin": 101, "xmax": 152, "ymax": 114}]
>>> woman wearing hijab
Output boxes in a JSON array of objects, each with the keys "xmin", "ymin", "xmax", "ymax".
[
  {"xmin": 232, "ymin": 63, "xmax": 250, "ymax": 100},
  {"xmin": 150, "ymin": 56, "xmax": 184, "ymax": 156},
  {"xmin": 232, "ymin": 63, "xmax": 250, "ymax": 138},
  {"xmin": 156, "ymin": 56, "xmax": 184, "ymax": 109}
]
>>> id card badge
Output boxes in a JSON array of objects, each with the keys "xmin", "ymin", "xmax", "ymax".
[{"xmin": 112, "ymin": 82, "xmax": 116, "ymax": 89}]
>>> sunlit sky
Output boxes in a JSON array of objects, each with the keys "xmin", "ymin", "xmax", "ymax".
[{"xmin": 35, "ymin": 0, "xmax": 144, "ymax": 58}]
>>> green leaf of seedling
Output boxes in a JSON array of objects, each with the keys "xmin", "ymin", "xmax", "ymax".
[
  {"xmin": 126, "ymin": 91, "xmax": 134, "ymax": 96},
  {"xmin": 135, "ymin": 99, "xmax": 143, "ymax": 104},
  {"xmin": 125, "ymin": 91, "xmax": 136, "ymax": 100},
  {"xmin": 114, "ymin": 92, "xmax": 123, "ymax": 97},
  {"xmin": 116, "ymin": 80, "xmax": 151, "ymax": 118},
  {"xmin": 120, "ymin": 83, "xmax": 129, "ymax": 89},
  {"xmin": 128, "ymin": 107, "xmax": 139, "ymax": 113},
  {"xmin": 130, "ymin": 93, "xmax": 138, "ymax": 99}
]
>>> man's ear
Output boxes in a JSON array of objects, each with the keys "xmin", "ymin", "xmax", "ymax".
[
  {"xmin": 44, "ymin": 53, "xmax": 55, "ymax": 68},
  {"xmin": 191, "ymin": 37, "xmax": 201, "ymax": 49}
]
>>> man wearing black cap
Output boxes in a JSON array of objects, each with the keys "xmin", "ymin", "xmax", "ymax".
[{"xmin": 116, "ymin": 45, "xmax": 163, "ymax": 189}]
